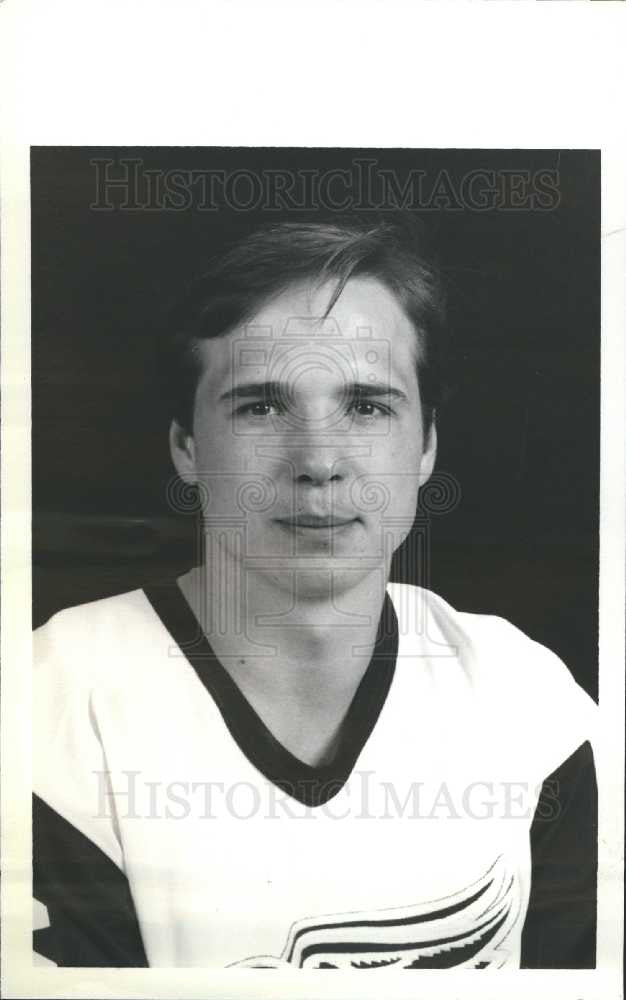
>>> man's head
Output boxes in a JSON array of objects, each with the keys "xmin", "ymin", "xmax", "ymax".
[
  {"xmin": 163, "ymin": 216, "xmax": 447, "ymax": 440},
  {"xmin": 164, "ymin": 217, "xmax": 447, "ymax": 598}
]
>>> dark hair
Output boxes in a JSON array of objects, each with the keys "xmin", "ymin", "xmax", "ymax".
[{"xmin": 161, "ymin": 215, "xmax": 447, "ymax": 435}]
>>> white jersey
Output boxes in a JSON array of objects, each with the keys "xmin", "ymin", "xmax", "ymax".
[{"xmin": 33, "ymin": 581, "xmax": 597, "ymax": 969}]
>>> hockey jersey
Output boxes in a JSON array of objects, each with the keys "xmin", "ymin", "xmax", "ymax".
[{"xmin": 32, "ymin": 581, "xmax": 597, "ymax": 969}]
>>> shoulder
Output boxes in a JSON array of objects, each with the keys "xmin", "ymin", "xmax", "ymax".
[
  {"xmin": 386, "ymin": 582, "xmax": 597, "ymax": 776},
  {"xmin": 32, "ymin": 590, "xmax": 163, "ymax": 865},
  {"xmin": 35, "ymin": 587, "xmax": 158, "ymax": 647},
  {"xmin": 33, "ymin": 587, "xmax": 179, "ymax": 740},
  {"xmin": 34, "ymin": 588, "xmax": 166, "ymax": 683},
  {"xmin": 387, "ymin": 580, "xmax": 592, "ymax": 697}
]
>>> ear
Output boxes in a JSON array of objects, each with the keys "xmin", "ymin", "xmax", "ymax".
[
  {"xmin": 169, "ymin": 419, "xmax": 197, "ymax": 484},
  {"xmin": 419, "ymin": 420, "xmax": 438, "ymax": 484}
]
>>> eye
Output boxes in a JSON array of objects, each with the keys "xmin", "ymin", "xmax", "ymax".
[
  {"xmin": 350, "ymin": 399, "xmax": 391, "ymax": 419},
  {"xmin": 236, "ymin": 400, "xmax": 280, "ymax": 417}
]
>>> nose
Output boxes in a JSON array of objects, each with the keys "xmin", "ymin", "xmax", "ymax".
[
  {"xmin": 295, "ymin": 443, "xmax": 344, "ymax": 486},
  {"xmin": 290, "ymin": 430, "xmax": 346, "ymax": 487}
]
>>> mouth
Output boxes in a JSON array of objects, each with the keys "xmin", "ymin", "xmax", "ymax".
[{"xmin": 275, "ymin": 515, "xmax": 358, "ymax": 531}]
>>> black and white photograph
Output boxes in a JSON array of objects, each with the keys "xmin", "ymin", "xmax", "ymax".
[
  {"xmin": 1, "ymin": 4, "xmax": 624, "ymax": 1000},
  {"xmin": 30, "ymin": 146, "xmax": 600, "ymax": 970}
]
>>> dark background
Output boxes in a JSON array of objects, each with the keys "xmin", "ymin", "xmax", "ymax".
[{"xmin": 31, "ymin": 147, "xmax": 600, "ymax": 701}]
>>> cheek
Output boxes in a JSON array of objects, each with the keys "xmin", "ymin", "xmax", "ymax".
[
  {"xmin": 384, "ymin": 427, "xmax": 424, "ymax": 473},
  {"xmin": 192, "ymin": 414, "xmax": 242, "ymax": 469},
  {"xmin": 381, "ymin": 434, "xmax": 424, "ymax": 514},
  {"xmin": 192, "ymin": 422, "xmax": 277, "ymax": 519}
]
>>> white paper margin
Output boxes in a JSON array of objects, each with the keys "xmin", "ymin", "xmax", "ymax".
[{"xmin": 1, "ymin": 2, "xmax": 624, "ymax": 998}]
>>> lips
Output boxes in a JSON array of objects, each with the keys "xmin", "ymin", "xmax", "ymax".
[{"xmin": 276, "ymin": 515, "xmax": 357, "ymax": 528}]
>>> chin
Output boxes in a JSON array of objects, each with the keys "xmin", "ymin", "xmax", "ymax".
[{"xmin": 260, "ymin": 562, "xmax": 387, "ymax": 601}]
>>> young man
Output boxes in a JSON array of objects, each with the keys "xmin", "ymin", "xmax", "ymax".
[{"xmin": 33, "ymin": 218, "xmax": 597, "ymax": 969}]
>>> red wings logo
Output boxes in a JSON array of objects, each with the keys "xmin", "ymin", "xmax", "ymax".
[{"xmin": 229, "ymin": 856, "xmax": 521, "ymax": 969}]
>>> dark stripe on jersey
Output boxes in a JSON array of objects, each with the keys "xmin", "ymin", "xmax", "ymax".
[
  {"xmin": 143, "ymin": 581, "xmax": 398, "ymax": 807},
  {"xmin": 286, "ymin": 879, "xmax": 493, "ymax": 963},
  {"xmin": 520, "ymin": 740, "xmax": 597, "ymax": 968},
  {"xmin": 300, "ymin": 909, "xmax": 510, "ymax": 967},
  {"xmin": 33, "ymin": 794, "xmax": 148, "ymax": 967}
]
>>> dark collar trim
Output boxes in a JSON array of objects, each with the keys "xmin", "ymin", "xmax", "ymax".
[{"xmin": 143, "ymin": 581, "xmax": 398, "ymax": 807}]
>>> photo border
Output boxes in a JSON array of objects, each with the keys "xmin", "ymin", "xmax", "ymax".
[{"xmin": 1, "ymin": 3, "xmax": 624, "ymax": 998}]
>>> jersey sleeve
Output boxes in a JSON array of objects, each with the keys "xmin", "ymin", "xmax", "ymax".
[
  {"xmin": 521, "ymin": 740, "xmax": 597, "ymax": 968},
  {"xmin": 33, "ymin": 793, "xmax": 148, "ymax": 967},
  {"xmin": 32, "ymin": 602, "xmax": 149, "ymax": 967},
  {"xmin": 439, "ymin": 597, "xmax": 598, "ymax": 783},
  {"xmin": 421, "ymin": 587, "xmax": 599, "ymax": 970}
]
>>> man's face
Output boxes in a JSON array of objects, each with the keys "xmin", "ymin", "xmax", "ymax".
[{"xmin": 170, "ymin": 276, "xmax": 436, "ymax": 599}]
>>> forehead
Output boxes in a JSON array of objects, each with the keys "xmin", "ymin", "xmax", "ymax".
[{"xmin": 194, "ymin": 276, "xmax": 420, "ymax": 394}]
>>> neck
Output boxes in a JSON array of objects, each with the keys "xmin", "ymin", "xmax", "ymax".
[
  {"xmin": 177, "ymin": 541, "xmax": 393, "ymax": 762},
  {"xmin": 177, "ymin": 544, "xmax": 390, "ymax": 677}
]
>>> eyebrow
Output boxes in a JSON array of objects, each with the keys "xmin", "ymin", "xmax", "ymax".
[{"xmin": 219, "ymin": 380, "xmax": 409, "ymax": 403}]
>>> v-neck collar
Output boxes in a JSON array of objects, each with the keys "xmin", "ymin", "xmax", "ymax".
[{"xmin": 143, "ymin": 581, "xmax": 399, "ymax": 807}]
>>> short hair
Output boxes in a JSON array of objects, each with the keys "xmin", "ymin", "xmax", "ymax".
[{"xmin": 161, "ymin": 215, "xmax": 448, "ymax": 436}]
